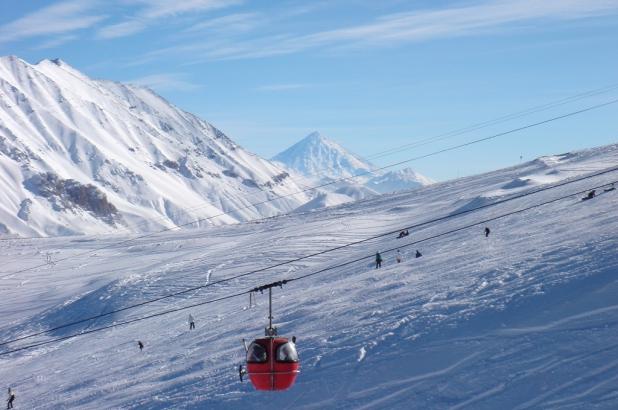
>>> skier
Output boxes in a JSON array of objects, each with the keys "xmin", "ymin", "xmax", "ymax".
[
  {"xmin": 396, "ymin": 250, "xmax": 402, "ymax": 263},
  {"xmin": 375, "ymin": 252, "xmax": 383, "ymax": 269},
  {"xmin": 583, "ymin": 190, "xmax": 596, "ymax": 200},
  {"xmin": 397, "ymin": 230, "xmax": 409, "ymax": 239},
  {"xmin": 484, "ymin": 227, "xmax": 491, "ymax": 238},
  {"xmin": 138, "ymin": 341, "xmax": 144, "ymax": 351},
  {"xmin": 7, "ymin": 388, "xmax": 15, "ymax": 410},
  {"xmin": 415, "ymin": 250, "xmax": 422, "ymax": 258},
  {"xmin": 188, "ymin": 314, "xmax": 195, "ymax": 330}
]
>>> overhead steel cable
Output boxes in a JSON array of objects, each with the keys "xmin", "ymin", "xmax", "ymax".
[
  {"xmin": 1, "ymin": 97, "xmax": 616, "ymax": 279},
  {"xmin": 362, "ymin": 83, "xmax": 618, "ymax": 162},
  {"xmin": 1, "ymin": 165, "xmax": 616, "ymax": 349},
  {"xmin": 1, "ymin": 177, "xmax": 615, "ymax": 357},
  {"xmin": 287, "ymin": 178, "xmax": 618, "ymax": 283},
  {"xmin": 0, "ymin": 84, "xmax": 618, "ymax": 241},
  {"xmin": 2, "ymin": 83, "xmax": 618, "ymax": 243},
  {"xmin": 0, "ymin": 290, "xmax": 250, "ymax": 356}
]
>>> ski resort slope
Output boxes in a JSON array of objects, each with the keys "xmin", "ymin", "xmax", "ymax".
[{"xmin": 1, "ymin": 143, "xmax": 618, "ymax": 409}]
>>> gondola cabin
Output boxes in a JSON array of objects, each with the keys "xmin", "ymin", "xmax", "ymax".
[{"xmin": 246, "ymin": 336, "xmax": 300, "ymax": 391}]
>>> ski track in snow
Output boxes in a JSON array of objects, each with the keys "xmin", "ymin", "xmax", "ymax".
[{"xmin": 0, "ymin": 144, "xmax": 618, "ymax": 408}]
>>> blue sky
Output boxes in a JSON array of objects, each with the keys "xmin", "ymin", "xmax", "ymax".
[{"xmin": 0, "ymin": 0, "xmax": 617, "ymax": 180}]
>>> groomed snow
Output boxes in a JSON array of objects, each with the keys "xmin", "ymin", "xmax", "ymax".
[{"xmin": 1, "ymin": 143, "xmax": 618, "ymax": 409}]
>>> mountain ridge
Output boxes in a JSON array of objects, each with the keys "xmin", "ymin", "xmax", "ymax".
[{"xmin": 0, "ymin": 56, "xmax": 310, "ymax": 237}]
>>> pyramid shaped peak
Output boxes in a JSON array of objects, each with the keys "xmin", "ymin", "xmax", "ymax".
[
  {"xmin": 0, "ymin": 55, "xmax": 29, "ymax": 67},
  {"xmin": 272, "ymin": 131, "xmax": 374, "ymax": 180},
  {"xmin": 36, "ymin": 58, "xmax": 72, "ymax": 68},
  {"xmin": 0, "ymin": 55, "xmax": 22, "ymax": 62},
  {"xmin": 304, "ymin": 131, "xmax": 327, "ymax": 142}
]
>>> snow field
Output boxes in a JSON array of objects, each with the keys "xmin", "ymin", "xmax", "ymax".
[{"xmin": 0, "ymin": 143, "xmax": 618, "ymax": 408}]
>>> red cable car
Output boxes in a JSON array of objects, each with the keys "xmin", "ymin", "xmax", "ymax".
[{"xmin": 239, "ymin": 281, "xmax": 300, "ymax": 391}]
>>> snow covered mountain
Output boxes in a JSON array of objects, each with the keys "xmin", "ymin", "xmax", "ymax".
[
  {"xmin": 367, "ymin": 167, "xmax": 435, "ymax": 194},
  {"xmin": 0, "ymin": 56, "xmax": 310, "ymax": 237},
  {"xmin": 272, "ymin": 131, "xmax": 374, "ymax": 181},
  {"xmin": 2, "ymin": 143, "xmax": 618, "ymax": 409},
  {"xmin": 273, "ymin": 132, "xmax": 433, "ymax": 207}
]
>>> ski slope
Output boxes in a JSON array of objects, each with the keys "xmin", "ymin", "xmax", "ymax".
[{"xmin": 1, "ymin": 143, "xmax": 618, "ymax": 409}]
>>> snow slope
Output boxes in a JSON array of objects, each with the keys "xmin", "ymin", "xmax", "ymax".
[
  {"xmin": 0, "ymin": 56, "xmax": 309, "ymax": 237},
  {"xmin": 1, "ymin": 143, "xmax": 618, "ymax": 409}
]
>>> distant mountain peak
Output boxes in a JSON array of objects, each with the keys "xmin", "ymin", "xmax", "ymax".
[
  {"xmin": 304, "ymin": 131, "xmax": 326, "ymax": 142},
  {"xmin": 272, "ymin": 131, "xmax": 374, "ymax": 180}
]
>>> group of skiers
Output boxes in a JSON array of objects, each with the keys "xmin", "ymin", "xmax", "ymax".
[
  {"xmin": 375, "ymin": 249, "xmax": 422, "ymax": 269},
  {"xmin": 376, "ymin": 226, "xmax": 492, "ymax": 269},
  {"xmin": 12, "ymin": 181, "xmax": 616, "ymax": 405}
]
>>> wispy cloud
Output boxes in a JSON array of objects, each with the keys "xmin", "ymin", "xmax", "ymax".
[
  {"xmin": 147, "ymin": 0, "xmax": 618, "ymax": 62},
  {"xmin": 185, "ymin": 12, "xmax": 260, "ymax": 34},
  {"xmin": 127, "ymin": 73, "xmax": 201, "ymax": 92},
  {"xmin": 98, "ymin": 20, "xmax": 147, "ymax": 39},
  {"xmin": 256, "ymin": 83, "xmax": 311, "ymax": 92},
  {"xmin": 97, "ymin": 0, "xmax": 243, "ymax": 39},
  {"xmin": 0, "ymin": 0, "xmax": 106, "ymax": 45},
  {"xmin": 136, "ymin": 0, "xmax": 244, "ymax": 19},
  {"xmin": 33, "ymin": 35, "xmax": 78, "ymax": 50},
  {"xmin": 299, "ymin": 0, "xmax": 618, "ymax": 46}
]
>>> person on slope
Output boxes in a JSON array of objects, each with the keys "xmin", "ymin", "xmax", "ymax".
[
  {"xmin": 415, "ymin": 250, "xmax": 422, "ymax": 258},
  {"xmin": 396, "ymin": 250, "xmax": 402, "ymax": 263},
  {"xmin": 188, "ymin": 314, "xmax": 195, "ymax": 330},
  {"xmin": 138, "ymin": 341, "xmax": 144, "ymax": 351},
  {"xmin": 6, "ymin": 388, "xmax": 15, "ymax": 410},
  {"xmin": 484, "ymin": 227, "xmax": 491, "ymax": 238},
  {"xmin": 375, "ymin": 252, "xmax": 383, "ymax": 269}
]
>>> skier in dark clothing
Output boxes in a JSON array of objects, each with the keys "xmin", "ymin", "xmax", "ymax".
[
  {"xmin": 7, "ymin": 388, "xmax": 15, "ymax": 409},
  {"xmin": 375, "ymin": 252, "xmax": 383, "ymax": 269},
  {"xmin": 415, "ymin": 250, "xmax": 422, "ymax": 258},
  {"xmin": 484, "ymin": 227, "xmax": 491, "ymax": 237},
  {"xmin": 397, "ymin": 230, "xmax": 409, "ymax": 239},
  {"xmin": 583, "ymin": 190, "xmax": 596, "ymax": 200},
  {"xmin": 138, "ymin": 341, "xmax": 144, "ymax": 351}
]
